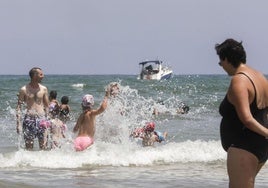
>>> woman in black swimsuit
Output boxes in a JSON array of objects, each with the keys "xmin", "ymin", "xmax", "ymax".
[{"xmin": 215, "ymin": 39, "xmax": 268, "ymax": 188}]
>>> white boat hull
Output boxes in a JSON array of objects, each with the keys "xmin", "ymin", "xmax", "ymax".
[{"xmin": 139, "ymin": 71, "xmax": 172, "ymax": 80}]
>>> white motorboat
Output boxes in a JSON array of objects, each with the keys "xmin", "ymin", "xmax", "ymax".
[{"xmin": 137, "ymin": 60, "xmax": 173, "ymax": 80}]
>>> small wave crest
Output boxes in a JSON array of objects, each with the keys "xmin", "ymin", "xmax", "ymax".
[
  {"xmin": 0, "ymin": 140, "xmax": 225, "ymax": 169},
  {"xmin": 71, "ymin": 83, "xmax": 85, "ymax": 88}
]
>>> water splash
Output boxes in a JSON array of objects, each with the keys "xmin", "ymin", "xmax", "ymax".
[{"xmin": 0, "ymin": 80, "xmax": 224, "ymax": 169}]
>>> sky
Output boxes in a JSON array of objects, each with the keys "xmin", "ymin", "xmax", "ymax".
[{"xmin": 1, "ymin": 0, "xmax": 268, "ymax": 75}]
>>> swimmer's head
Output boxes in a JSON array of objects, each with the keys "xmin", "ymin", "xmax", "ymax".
[
  {"xmin": 145, "ymin": 122, "xmax": 155, "ymax": 132},
  {"xmin": 81, "ymin": 94, "xmax": 94, "ymax": 109},
  {"xmin": 177, "ymin": 104, "xmax": 190, "ymax": 114},
  {"xmin": 182, "ymin": 105, "xmax": 190, "ymax": 114},
  {"xmin": 106, "ymin": 82, "xmax": 120, "ymax": 97},
  {"xmin": 61, "ymin": 96, "xmax": 69, "ymax": 104}
]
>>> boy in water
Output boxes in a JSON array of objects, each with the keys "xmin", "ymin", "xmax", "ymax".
[{"xmin": 73, "ymin": 94, "xmax": 108, "ymax": 151}]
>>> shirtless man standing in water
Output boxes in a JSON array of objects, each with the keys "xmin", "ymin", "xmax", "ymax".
[{"xmin": 16, "ymin": 67, "xmax": 50, "ymax": 150}]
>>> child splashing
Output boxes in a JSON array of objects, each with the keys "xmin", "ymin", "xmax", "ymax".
[
  {"xmin": 73, "ymin": 94, "xmax": 108, "ymax": 151},
  {"xmin": 41, "ymin": 90, "xmax": 67, "ymax": 149},
  {"xmin": 130, "ymin": 122, "xmax": 167, "ymax": 146},
  {"xmin": 97, "ymin": 82, "xmax": 166, "ymax": 146},
  {"xmin": 96, "ymin": 82, "xmax": 127, "ymax": 144}
]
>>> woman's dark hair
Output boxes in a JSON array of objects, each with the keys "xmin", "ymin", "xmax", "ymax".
[
  {"xmin": 215, "ymin": 38, "xmax": 246, "ymax": 68},
  {"xmin": 61, "ymin": 96, "xmax": 69, "ymax": 104}
]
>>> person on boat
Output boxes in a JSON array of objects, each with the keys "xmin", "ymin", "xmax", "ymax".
[
  {"xmin": 130, "ymin": 122, "xmax": 168, "ymax": 146},
  {"xmin": 73, "ymin": 94, "xmax": 108, "ymax": 151}
]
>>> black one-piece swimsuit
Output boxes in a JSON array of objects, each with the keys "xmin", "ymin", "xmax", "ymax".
[{"xmin": 219, "ymin": 72, "xmax": 268, "ymax": 163}]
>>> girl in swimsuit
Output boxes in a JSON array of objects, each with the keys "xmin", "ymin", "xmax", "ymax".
[{"xmin": 73, "ymin": 94, "xmax": 108, "ymax": 151}]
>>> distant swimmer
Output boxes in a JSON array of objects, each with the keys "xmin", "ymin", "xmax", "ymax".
[
  {"xmin": 153, "ymin": 100, "xmax": 190, "ymax": 115},
  {"xmin": 130, "ymin": 122, "xmax": 167, "ymax": 146},
  {"xmin": 73, "ymin": 93, "xmax": 108, "ymax": 151},
  {"xmin": 176, "ymin": 103, "xmax": 190, "ymax": 114}
]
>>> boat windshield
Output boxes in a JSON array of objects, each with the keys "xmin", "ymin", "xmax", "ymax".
[{"xmin": 143, "ymin": 63, "xmax": 159, "ymax": 71}]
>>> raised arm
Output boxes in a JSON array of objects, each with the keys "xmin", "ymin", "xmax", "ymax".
[{"xmin": 92, "ymin": 97, "xmax": 108, "ymax": 116}]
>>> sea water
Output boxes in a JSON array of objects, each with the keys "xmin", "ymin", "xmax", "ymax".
[{"xmin": 0, "ymin": 74, "xmax": 268, "ymax": 188}]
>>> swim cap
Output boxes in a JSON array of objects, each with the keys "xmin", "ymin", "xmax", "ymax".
[
  {"xmin": 145, "ymin": 122, "xmax": 155, "ymax": 132},
  {"xmin": 82, "ymin": 94, "xmax": 94, "ymax": 108}
]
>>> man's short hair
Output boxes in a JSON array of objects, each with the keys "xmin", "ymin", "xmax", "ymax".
[{"xmin": 29, "ymin": 67, "xmax": 42, "ymax": 78}]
